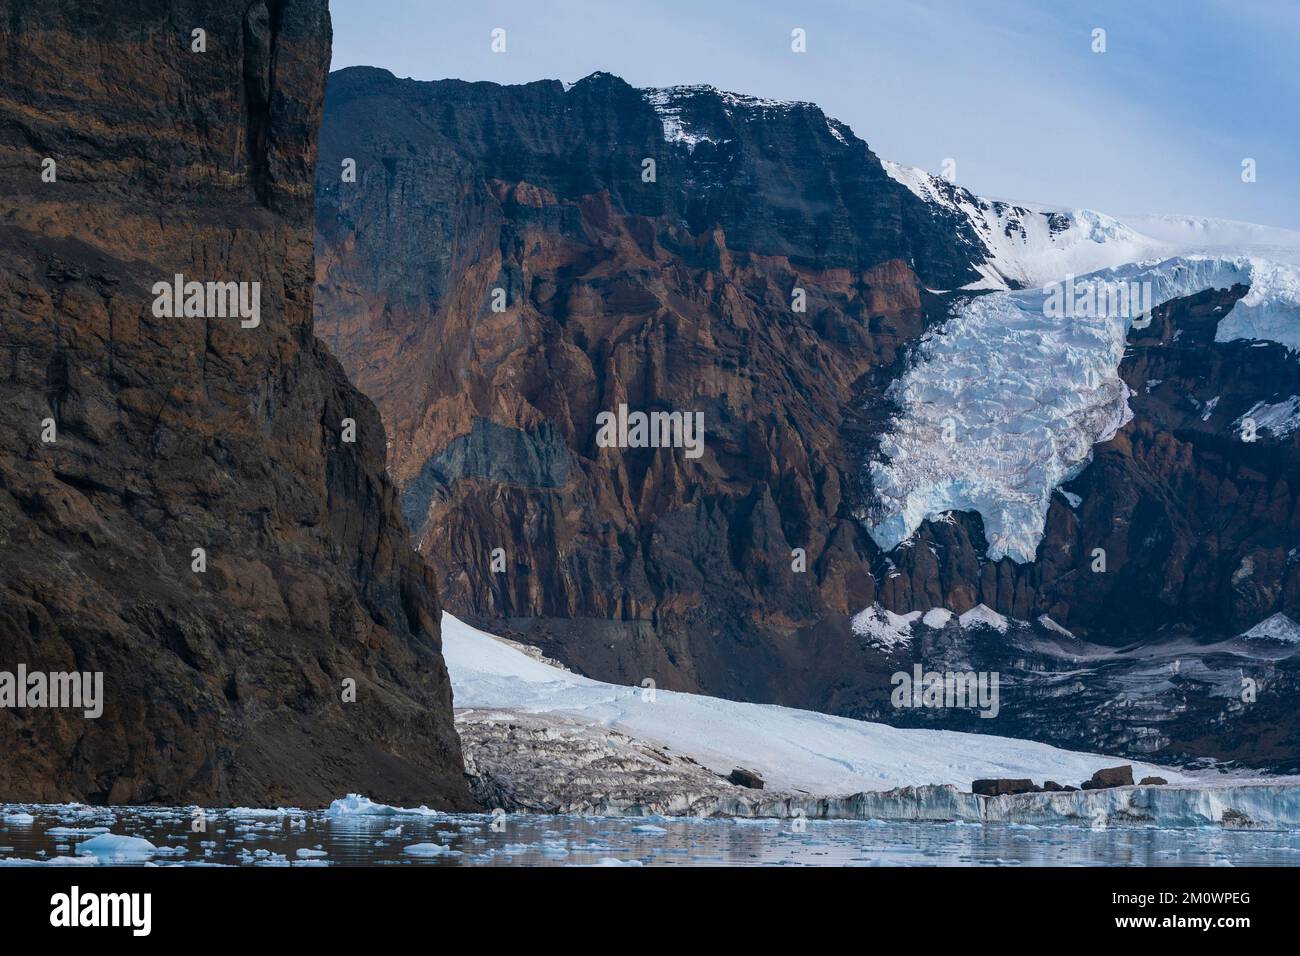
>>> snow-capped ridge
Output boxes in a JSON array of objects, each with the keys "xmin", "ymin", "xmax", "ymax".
[{"xmin": 883, "ymin": 160, "xmax": 1300, "ymax": 290}]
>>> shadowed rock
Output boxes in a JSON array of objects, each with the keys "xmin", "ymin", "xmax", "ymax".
[{"xmin": 0, "ymin": 0, "xmax": 471, "ymax": 808}]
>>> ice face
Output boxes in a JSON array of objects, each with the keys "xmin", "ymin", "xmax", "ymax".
[{"xmin": 864, "ymin": 256, "xmax": 1300, "ymax": 563}]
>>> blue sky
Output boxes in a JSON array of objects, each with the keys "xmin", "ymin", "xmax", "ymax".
[{"xmin": 330, "ymin": 0, "xmax": 1299, "ymax": 228}]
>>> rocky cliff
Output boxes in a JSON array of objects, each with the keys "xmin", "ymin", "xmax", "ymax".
[
  {"xmin": 0, "ymin": 0, "xmax": 472, "ymax": 808},
  {"xmin": 313, "ymin": 68, "xmax": 1299, "ymax": 768},
  {"xmin": 315, "ymin": 68, "xmax": 974, "ymax": 699}
]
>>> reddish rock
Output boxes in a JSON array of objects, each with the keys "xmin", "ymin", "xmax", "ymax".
[
  {"xmin": 727, "ymin": 768, "xmax": 765, "ymax": 790},
  {"xmin": 972, "ymin": 779, "xmax": 1039, "ymax": 797},
  {"xmin": 1081, "ymin": 766, "xmax": 1135, "ymax": 790}
]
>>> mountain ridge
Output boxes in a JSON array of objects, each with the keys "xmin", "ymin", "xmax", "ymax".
[{"xmin": 313, "ymin": 67, "xmax": 1300, "ymax": 768}]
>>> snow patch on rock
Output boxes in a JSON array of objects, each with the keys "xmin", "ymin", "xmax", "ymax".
[
  {"xmin": 1240, "ymin": 613, "xmax": 1300, "ymax": 644},
  {"xmin": 1037, "ymin": 615, "xmax": 1076, "ymax": 640},
  {"xmin": 959, "ymin": 604, "xmax": 1009, "ymax": 633},
  {"xmin": 850, "ymin": 605, "xmax": 921, "ymax": 648},
  {"xmin": 922, "ymin": 607, "xmax": 954, "ymax": 628},
  {"xmin": 1235, "ymin": 395, "xmax": 1300, "ymax": 439}
]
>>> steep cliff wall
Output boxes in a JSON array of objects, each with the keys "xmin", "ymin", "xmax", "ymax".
[
  {"xmin": 0, "ymin": 0, "xmax": 471, "ymax": 807},
  {"xmin": 315, "ymin": 68, "xmax": 972, "ymax": 701}
]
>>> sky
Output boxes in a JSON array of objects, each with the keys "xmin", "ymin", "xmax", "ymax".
[{"xmin": 329, "ymin": 0, "xmax": 1299, "ymax": 229}]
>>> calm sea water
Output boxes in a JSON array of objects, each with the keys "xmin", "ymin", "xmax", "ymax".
[{"xmin": 4, "ymin": 805, "xmax": 1300, "ymax": 867}]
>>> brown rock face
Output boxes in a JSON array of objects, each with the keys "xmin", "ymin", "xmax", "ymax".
[
  {"xmin": 313, "ymin": 69, "xmax": 1300, "ymax": 768},
  {"xmin": 1081, "ymin": 766, "xmax": 1134, "ymax": 790},
  {"xmin": 0, "ymin": 0, "xmax": 471, "ymax": 808},
  {"xmin": 971, "ymin": 779, "xmax": 1037, "ymax": 797},
  {"xmin": 315, "ymin": 68, "xmax": 966, "ymax": 703}
]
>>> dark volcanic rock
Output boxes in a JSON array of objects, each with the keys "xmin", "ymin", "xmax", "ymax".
[
  {"xmin": 1081, "ymin": 766, "xmax": 1135, "ymax": 791},
  {"xmin": 727, "ymin": 767, "xmax": 765, "ymax": 790},
  {"xmin": 972, "ymin": 778, "xmax": 1038, "ymax": 797},
  {"xmin": 0, "ymin": 0, "xmax": 471, "ymax": 808},
  {"xmin": 1139, "ymin": 776, "xmax": 1168, "ymax": 786}
]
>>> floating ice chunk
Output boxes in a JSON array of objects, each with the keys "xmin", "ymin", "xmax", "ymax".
[
  {"xmin": 325, "ymin": 794, "xmax": 440, "ymax": 818},
  {"xmin": 75, "ymin": 834, "xmax": 157, "ymax": 862},
  {"xmin": 2, "ymin": 813, "xmax": 35, "ymax": 825},
  {"xmin": 0, "ymin": 855, "xmax": 97, "ymax": 867},
  {"xmin": 631, "ymin": 824, "xmax": 668, "ymax": 834},
  {"xmin": 227, "ymin": 807, "xmax": 297, "ymax": 818},
  {"xmin": 402, "ymin": 843, "xmax": 462, "ymax": 857},
  {"xmin": 295, "ymin": 848, "xmax": 327, "ymax": 858}
]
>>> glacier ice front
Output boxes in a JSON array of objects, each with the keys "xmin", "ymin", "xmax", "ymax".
[{"xmin": 865, "ymin": 256, "xmax": 1300, "ymax": 562}]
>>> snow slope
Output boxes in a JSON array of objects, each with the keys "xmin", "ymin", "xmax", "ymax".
[
  {"xmin": 866, "ymin": 256, "xmax": 1300, "ymax": 561},
  {"xmin": 442, "ymin": 613, "xmax": 1184, "ymax": 795}
]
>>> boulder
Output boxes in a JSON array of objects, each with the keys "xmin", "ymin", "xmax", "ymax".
[
  {"xmin": 728, "ymin": 768, "xmax": 765, "ymax": 789},
  {"xmin": 972, "ymin": 778, "xmax": 1039, "ymax": 797},
  {"xmin": 1139, "ymin": 776, "xmax": 1168, "ymax": 786},
  {"xmin": 1081, "ymin": 765, "xmax": 1134, "ymax": 790}
]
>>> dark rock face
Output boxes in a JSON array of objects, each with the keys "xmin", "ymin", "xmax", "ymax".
[
  {"xmin": 0, "ymin": 0, "xmax": 471, "ymax": 808},
  {"xmin": 1081, "ymin": 766, "xmax": 1134, "ymax": 790},
  {"xmin": 313, "ymin": 68, "xmax": 1299, "ymax": 769},
  {"xmin": 972, "ymin": 779, "xmax": 1037, "ymax": 797},
  {"xmin": 727, "ymin": 767, "xmax": 765, "ymax": 790},
  {"xmin": 1139, "ymin": 777, "xmax": 1168, "ymax": 786}
]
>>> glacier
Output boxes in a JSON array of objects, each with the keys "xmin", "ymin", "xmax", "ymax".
[
  {"xmin": 865, "ymin": 256, "xmax": 1300, "ymax": 562},
  {"xmin": 439, "ymin": 614, "xmax": 1300, "ymax": 829},
  {"xmin": 441, "ymin": 612, "xmax": 1183, "ymax": 794}
]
